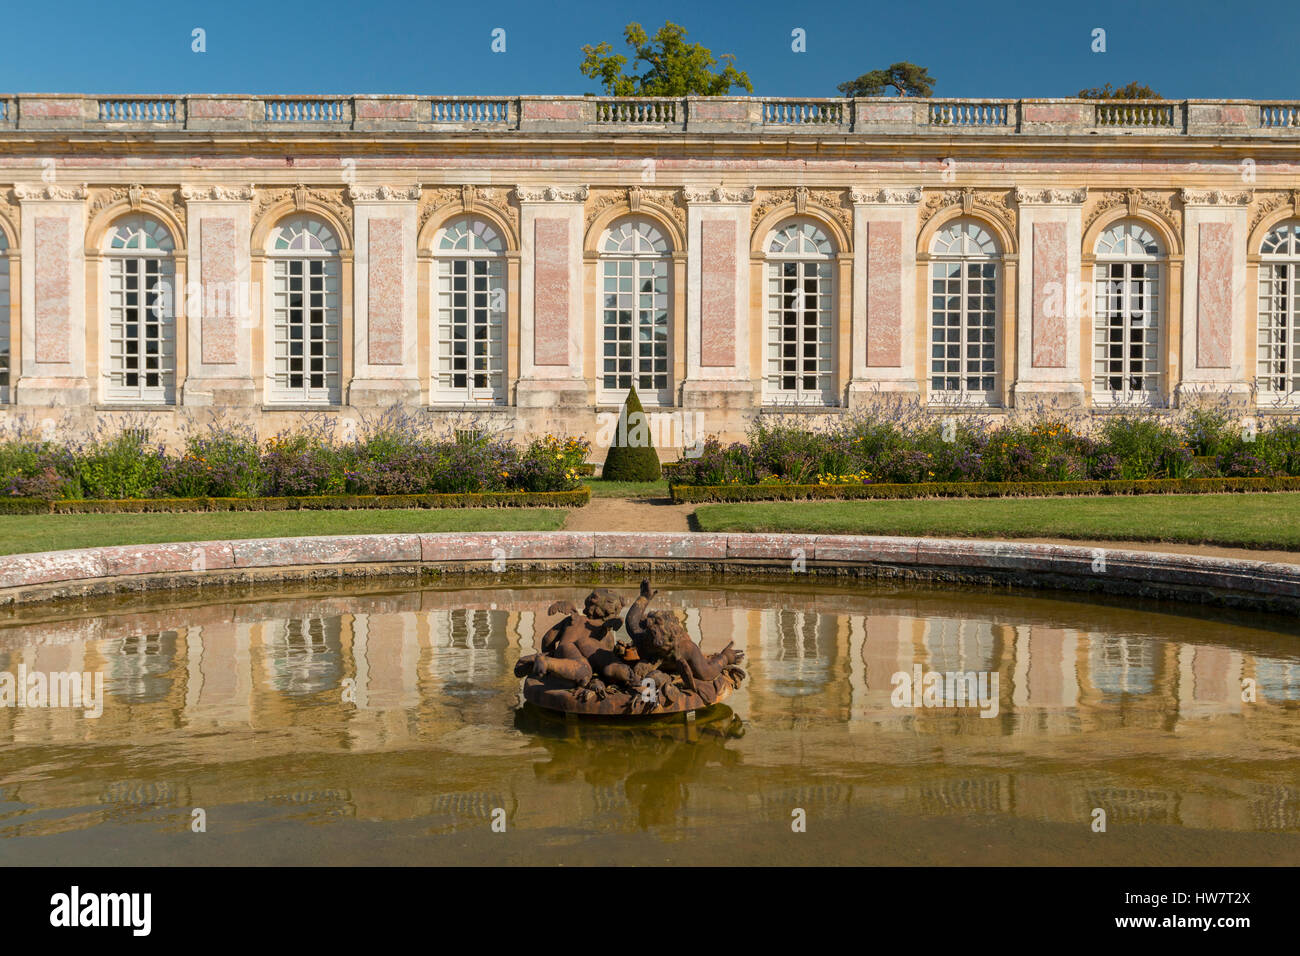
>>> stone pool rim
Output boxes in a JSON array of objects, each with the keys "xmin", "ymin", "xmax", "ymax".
[{"xmin": 0, "ymin": 532, "xmax": 1297, "ymax": 615}]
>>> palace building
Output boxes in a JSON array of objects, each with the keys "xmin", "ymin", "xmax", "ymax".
[{"xmin": 0, "ymin": 93, "xmax": 1297, "ymax": 448}]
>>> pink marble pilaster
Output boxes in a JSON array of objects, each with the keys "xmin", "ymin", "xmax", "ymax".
[
  {"xmin": 1196, "ymin": 222, "xmax": 1233, "ymax": 369},
  {"xmin": 199, "ymin": 218, "xmax": 237, "ymax": 364},
  {"xmin": 533, "ymin": 217, "xmax": 570, "ymax": 367},
  {"xmin": 367, "ymin": 218, "xmax": 404, "ymax": 365},
  {"xmin": 34, "ymin": 217, "xmax": 70, "ymax": 364},
  {"xmin": 866, "ymin": 220, "xmax": 902, "ymax": 367},
  {"xmin": 700, "ymin": 219, "xmax": 736, "ymax": 367},
  {"xmin": 1032, "ymin": 221, "xmax": 1067, "ymax": 368}
]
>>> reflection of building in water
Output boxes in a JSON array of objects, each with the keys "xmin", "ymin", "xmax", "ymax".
[
  {"xmin": 263, "ymin": 617, "xmax": 343, "ymax": 697},
  {"xmin": 748, "ymin": 609, "xmax": 853, "ymax": 721},
  {"xmin": 1089, "ymin": 634, "xmax": 1155, "ymax": 697},
  {"xmin": 1255, "ymin": 656, "xmax": 1300, "ymax": 702},
  {"xmin": 923, "ymin": 617, "xmax": 996, "ymax": 673},
  {"xmin": 104, "ymin": 630, "xmax": 179, "ymax": 702},
  {"xmin": 918, "ymin": 777, "xmax": 1008, "ymax": 815}
]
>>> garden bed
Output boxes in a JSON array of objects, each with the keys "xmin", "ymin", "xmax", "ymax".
[
  {"xmin": 0, "ymin": 488, "xmax": 589, "ymax": 515},
  {"xmin": 670, "ymin": 476, "xmax": 1300, "ymax": 503}
]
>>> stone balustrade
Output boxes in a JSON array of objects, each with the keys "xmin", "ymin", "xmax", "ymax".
[{"xmin": 2, "ymin": 94, "xmax": 1298, "ymax": 137}]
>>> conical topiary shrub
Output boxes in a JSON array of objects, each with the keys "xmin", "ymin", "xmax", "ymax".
[{"xmin": 601, "ymin": 386, "xmax": 662, "ymax": 481}]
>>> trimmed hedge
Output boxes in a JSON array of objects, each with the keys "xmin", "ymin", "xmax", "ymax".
[
  {"xmin": 601, "ymin": 386, "xmax": 662, "ymax": 482},
  {"xmin": 0, "ymin": 488, "xmax": 590, "ymax": 516},
  {"xmin": 669, "ymin": 477, "xmax": 1300, "ymax": 504}
]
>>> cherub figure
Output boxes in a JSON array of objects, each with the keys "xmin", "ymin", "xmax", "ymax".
[
  {"xmin": 624, "ymin": 580, "xmax": 746, "ymax": 701},
  {"xmin": 514, "ymin": 588, "xmax": 634, "ymax": 699}
]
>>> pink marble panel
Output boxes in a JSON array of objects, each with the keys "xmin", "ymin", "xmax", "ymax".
[
  {"xmin": 853, "ymin": 102, "xmax": 913, "ymax": 123},
  {"xmin": 1022, "ymin": 103, "xmax": 1092, "ymax": 125},
  {"xmin": 866, "ymin": 220, "xmax": 902, "ymax": 367},
  {"xmin": 522, "ymin": 101, "xmax": 584, "ymax": 121},
  {"xmin": 188, "ymin": 99, "xmax": 246, "ymax": 119},
  {"xmin": 367, "ymin": 218, "xmax": 404, "ymax": 365},
  {"xmin": 1196, "ymin": 222, "xmax": 1233, "ymax": 369},
  {"xmin": 1032, "ymin": 221, "xmax": 1067, "ymax": 368},
  {"xmin": 200, "ymin": 218, "xmax": 237, "ymax": 364},
  {"xmin": 700, "ymin": 219, "xmax": 736, "ymax": 367},
  {"xmin": 22, "ymin": 98, "xmax": 80, "ymax": 119},
  {"xmin": 354, "ymin": 99, "xmax": 419, "ymax": 120},
  {"xmin": 690, "ymin": 101, "xmax": 751, "ymax": 122},
  {"xmin": 533, "ymin": 217, "xmax": 570, "ymax": 366},
  {"xmin": 34, "ymin": 217, "xmax": 70, "ymax": 364}
]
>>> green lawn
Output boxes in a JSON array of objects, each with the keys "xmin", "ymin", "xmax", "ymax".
[
  {"xmin": 0, "ymin": 508, "xmax": 568, "ymax": 557},
  {"xmin": 583, "ymin": 479, "xmax": 670, "ymax": 498},
  {"xmin": 693, "ymin": 493, "xmax": 1300, "ymax": 550}
]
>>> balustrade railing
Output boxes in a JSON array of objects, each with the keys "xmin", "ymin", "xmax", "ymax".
[
  {"xmin": 264, "ymin": 98, "xmax": 350, "ymax": 123},
  {"xmin": 594, "ymin": 98, "xmax": 680, "ymax": 123},
  {"xmin": 98, "ymin": 98, "xmax": 178, "ymax": 123},
  {"xmin": 928, "ymin": 101, "xmax": 1010, "ymax": 127}
]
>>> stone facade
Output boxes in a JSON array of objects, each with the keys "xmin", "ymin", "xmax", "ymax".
[{"xmin": 0, "ymin": 93, "xmax": 1298, "ymax": 453}]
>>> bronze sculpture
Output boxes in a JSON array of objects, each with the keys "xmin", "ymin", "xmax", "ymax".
[{"xmin": 516, "ymin": 580, "xmax": 746, "ymax": 716}]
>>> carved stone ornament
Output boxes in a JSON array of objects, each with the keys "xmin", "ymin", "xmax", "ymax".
[
  {"xmin": 850, "ymin": 186, "xmax": 923, "ymax": 205},
  {"xmin": 86, "ymin": 185, "xmax": 187, "ymax": 232},
  {"xmin": 180, "ymin": 184, "xmax": 256, "ymax": 202},
  {"xmin": 1250, "ymin": 189, "xmax": 1300, "ymax": 232},
  {"xmin": 1084, "ymin": 189, "xmax": 1183, "ymax": 236},
  {"xmin": 750, "ymin": 187, "xmax": 850, "ymax": 235},
  {"xmin": 919, "ymin": 188, "xmax": 1017, "ymax": 233},
  {"xmin": 683, "ymin": 186, "xmax": 756, "ymax": 204},
  {"xmin": 13, "ymin": 183, "xmax": 89, "ymax": 201},
  {"xmin": 253, "ymin": 184, "xmax": 353, "ymax": 234},
  {"xmin": 583, "ymin": 187, "xmax": 686, "ymax": 235},
  {"xmin": 1014, "ymin": 187, "xmax": 1088, "ymax": 205},
  {"xmin": 418, "ymin": 185, "xmax": 518, "ymax": 236},
  {"xmin": 1180, "ymin": 188, "xmax": 1253, "ymax": 207},
  {"xmin": 513, "ymin": 185, "xmax": 589, "ymax": 203},
  {"xmin": 346, "ymin": 184, "xmax": 422, "ymax": 202}
]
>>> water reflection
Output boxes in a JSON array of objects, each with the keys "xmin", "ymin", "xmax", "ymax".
[{"xmin": 0, "ymin": 581, "xmax": 1297, "ymax": 864}]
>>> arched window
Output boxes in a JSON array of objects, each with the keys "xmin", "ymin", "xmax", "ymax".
[
  {"xmin": 104, "ymin": 215, "xmax": 176, "ymax": 403},
  {"xmin": 0, "ymin": 231, "xmax": 9, "ymax": 404},
  {"xmin": 1257, "ymin": 221, "xmax": 1300, "ymax": 401},
  {"xmin": 765, "ymin": 219, "xmax": 835, "ymax": 405},
  {"xmin": 929, "ymin": 220, "xmax": 999, "ymax": 404},
  {"xmin": 599, "ymin": 218, "xmax": 671, "ymax": 404},
  {"xmin": 268, "ymin": 216, "xmax": 341, "ymax": 404},
  {"xmin": 1093, "ymin": 221, "xmax": 1164, "ymax": 403},
  {"xmin": 433, "ymin": 217, "xmax": 505, "ymax": 403}
]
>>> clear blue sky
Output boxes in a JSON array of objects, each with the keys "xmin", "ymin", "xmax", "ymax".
[{"xmin": 3, "ymin": 0, "xmax": 1298, "ymax": 99}]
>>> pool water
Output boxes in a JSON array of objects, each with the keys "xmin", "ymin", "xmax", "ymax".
[{"xmin": 1, "ymin": 577, "xmax": 1297, "ymax": 866}]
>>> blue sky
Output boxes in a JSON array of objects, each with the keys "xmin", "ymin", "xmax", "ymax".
[{"xmin": 3, "ymin": 0, "xmax": 1298, "ymax": 98}]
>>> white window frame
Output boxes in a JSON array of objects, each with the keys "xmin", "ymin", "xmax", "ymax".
[
  {"xmin": 928, "ymin": 219, "xmax": 1000, "ymax": 406},
  {"xmin": 1092, "ymin": 221, "xmax": 1165, "ymax": 406},
  {"xmin": 102, "ymin": 216, "xmax": 177, "ymax": 405},
  {"xmin": 1257, "ymin": 221, "xmax": 1300, "ymax": 405},
  {"xmin": 266, "ymin": 217, "xmax": 342, "ymax": 405},
  {"xmin": 764, "ymin": 218, "xmax": 836, "ymax": 406},
  {"xmin": 597, "ymin": 218, "xmax": 672, "ymax": 406},
  {"xmin": 432, "ymin": 217, "xmax": 506, "ymax": 404}
]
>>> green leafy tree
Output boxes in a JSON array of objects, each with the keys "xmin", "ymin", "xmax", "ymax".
[
  {"xmin": 1078, "ymin": 82, "xmax": 1162, "ymax": 99},
  {"xmin": 601, "ymin": 387, "xmax": 662, "ymax": 481},
  {"xmin": 580, "ymin": 21, "xmax": 753, "ymax": 96},
  {"xmin": 837, "ymin": 62, "xmax": 935, "ymax": 98}
]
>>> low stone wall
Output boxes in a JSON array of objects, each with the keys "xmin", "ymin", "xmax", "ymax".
[{"xmin": 1, "ymin": 533, "xmax": 1297, "ymax": 615}]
